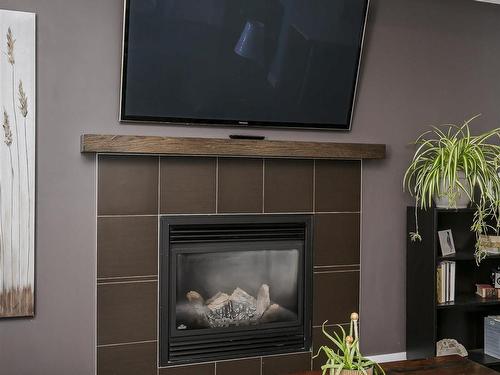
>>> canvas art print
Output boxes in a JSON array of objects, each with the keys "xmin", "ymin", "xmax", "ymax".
[{"xmin": 0, "ymin": 10, "xmax": 35, "ymax": 318}]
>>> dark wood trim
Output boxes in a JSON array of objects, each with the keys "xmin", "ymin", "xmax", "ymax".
[
  {"xmin": 81, "ymin": 134, "xmax": 386, "ymax": 160},
  {"xmin": 406, "ymin": 206, "xmax": 436, "ymax": 360}
]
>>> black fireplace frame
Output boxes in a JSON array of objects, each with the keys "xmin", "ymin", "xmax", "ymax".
[{"xmin": 159, "ymin": 215, "xmax": 313, "ymax": 366}]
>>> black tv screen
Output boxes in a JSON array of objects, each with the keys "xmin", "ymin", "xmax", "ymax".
[{"xmin": 121, "ymin": 0, "xmax": 369, "ymax": 130}]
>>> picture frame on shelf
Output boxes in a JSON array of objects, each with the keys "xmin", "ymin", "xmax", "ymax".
[{"xmin": 438, "ymin": 229, "xmax": 456, "ymax": 256}]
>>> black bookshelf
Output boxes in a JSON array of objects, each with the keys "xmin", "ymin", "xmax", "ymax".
[{"xmin": 406, "ymin": 207, "xmax": 500, "ymax": 371}]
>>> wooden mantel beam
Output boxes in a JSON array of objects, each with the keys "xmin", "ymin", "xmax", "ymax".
[{"xmin": 80, "ymin": 134, "xmax": 386, "ymax": 160}]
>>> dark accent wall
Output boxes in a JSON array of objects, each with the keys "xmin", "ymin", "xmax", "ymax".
[
  {"xmin": 96, "ymin": 155, "xmax": 361, "ymax": 374},
  {"xmin": 0, "ymin": 0, "xmax": 499, "ymax": 373}
]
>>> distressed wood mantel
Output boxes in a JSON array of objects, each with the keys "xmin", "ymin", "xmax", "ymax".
[{"xmin": 80, "ymin": 134, "xmax": 386, "ymax": 160}]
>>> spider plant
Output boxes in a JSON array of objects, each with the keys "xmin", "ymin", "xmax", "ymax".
[
  {"xmin": 313, "ymin": 313, "xmax": 384, "ymax": 375},
  {"xmin": 403, "ymin": 115, "xmax": 500, "ymax": 263}
]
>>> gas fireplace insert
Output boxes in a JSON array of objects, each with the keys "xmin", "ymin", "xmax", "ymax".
[{"xmin": 159, "ymin": 215, "xmax": 313, "ymax": 366}]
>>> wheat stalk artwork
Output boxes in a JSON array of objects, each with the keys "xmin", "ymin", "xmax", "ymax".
[{"xmin": 0, "ymin": 10, "xmax": 36, "ymax": 318}]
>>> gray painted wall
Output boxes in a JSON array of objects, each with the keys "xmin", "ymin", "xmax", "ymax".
[{"xmin": 0, "ymin": 0, "xmax": 498, "ymax": 373}]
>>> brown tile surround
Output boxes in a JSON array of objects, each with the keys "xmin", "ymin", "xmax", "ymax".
[
  {"xmin": 159, "ymin": 363, "xmax": 215, "ymax": 375},
  {"xmin": 98, "ymin": 281, "xmax": 158, "ymax": 345},
  {"xmin": 218, "ymin": 158, "xmax": 263, "ymax": 213},
  {"xmin": 264, "ymin": 159, "xmax": 314, "ymax": 213},
  {"xmin": 216, "ymin": 358, "xmax": 262, "ymax": 375},
  {"xmin": 97, "ymin": 216, "xmax": 158, "ymax": 279},
  {"xmin": 96, "ymin": 155, "xmax": 362, "ymax": 374},
  {"xmin": 262, "ymin": 352, "xmax": 312, "ymax": 375},
  {"xmin": 98, "ymin": 341, "xmax": 157, "ymax": 375},
  {"xmin": 314, "ymin": 214, "xmax": 360, "ymax": 266},
  {"xmin": 313, "ymin": 270, "xmax": 360, "ymax": 326},
  {"xmin": 315, "ymin": 160, "xmax": 361, "ymax": 212},
  {"xmin": 160, "ymin": 157, "xmax": 216, "ymax": 214},
  {"xmin": 98, "ymin": 155, "xmax": 159, "ymax": 215}
]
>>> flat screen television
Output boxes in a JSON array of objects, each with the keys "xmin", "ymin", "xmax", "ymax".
[{"xmin": 121, "ymin": 0, "xmax": 369, "ymax": 130}]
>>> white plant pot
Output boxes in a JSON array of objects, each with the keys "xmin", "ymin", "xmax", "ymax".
[{"xmin": 433, "ymin": 172, "xmax": 471, "ymax": 209}]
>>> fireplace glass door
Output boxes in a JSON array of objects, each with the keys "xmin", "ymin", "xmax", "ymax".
[{"xmin": 173, "ymin": 241, "xmax": 302, "ymax": 333}]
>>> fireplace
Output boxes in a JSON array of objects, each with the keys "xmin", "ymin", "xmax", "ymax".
[{"xmin": 159, "ymin": 215, "xmax": 313, "ymax": 366}]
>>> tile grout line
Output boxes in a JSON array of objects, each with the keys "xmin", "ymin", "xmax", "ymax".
[
  {"xmin": 98, "ymin": 275, "xmax": 158, "ymax": 280},
  {"xmin": 215, "ymin": 157, "xmax": 219, "ymax": 214},
  {"xmin": 157, "ymin": 156, "xmax": 161, "ymax": 215},
  {"xmin": 95, "ymin": 153, "xmax": 99, "ymax": 375},
  {"xmin": 98, "ymin": 279, "xmax": 158, "ymax": 286},
  {"xmin": 314, "ymin": 271, "xmax": 359, "ymax": 274},
  {"xmin": 312, "ymin": 159, "xmax": 316, "ymax": 213},
  {"xmin": 97, "ymin": 214, "xmax": 159, "ymax": 218},
  {"xmin": 263, "ymin": 351, "xmax": 313, "ymax": 358},
  {"xmin": 96, "ymin": 211, "xmax": 361, "ymax": 219},
  {"xmin": 314, "ymin": 270, "xmax": 360, "ymax": 274},
  {"xmin": 159, "ymin": 360, "xmax": 219, "ymax": 370},
  {"xmin": 98, "ymin": 339, "xmax": 158, "ymax": 348},
  {"xmin": 262, "ymin": 159, "xmax": 265, "ymax": 213},
  {"xmin": 157, "ymin": 156, "xmax": 161, "ymax": 369},
  {"xmin": 314, "ymin": 264, "xmax": 360, "ymax": 268},
  {"xmin": 314, "ymin": 266, "xmax": 360, "ymax": 270},
  {"xmin": 359, "ymin": 159, "xmax": 363, "ymax": 340}
]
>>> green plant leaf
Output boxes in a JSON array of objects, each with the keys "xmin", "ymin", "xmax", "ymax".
[{"xmin": 403, "ymin": 115, "xmax": 500, "ymax": 263}]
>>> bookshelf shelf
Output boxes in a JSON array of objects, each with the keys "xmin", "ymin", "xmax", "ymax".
[
  {"xmin": 406, "ymin": 207, "xmax": 500, "ymax": 371},
  {"xmin": 435, "ymin": 207, "xmax": 476, "ymax": 213},
  {"xmin": 468, "ymin": 349, "xmax": 500, "ymax": 367},
  {"xmin": 437, "ymin": 252, "xmax": 475, "ymax": 261},
  {"xmin": 437, "ymin": 294, "xmax": 500, "ymax": 309},
  {"xmin": 437, "ymin": 252, "xmax": 500, "ymax": 262}
]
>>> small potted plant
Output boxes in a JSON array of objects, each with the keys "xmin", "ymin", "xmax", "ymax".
[
  {"xmin": 313, "ymin": 312, "xmax": 384, "ymax": 375},
  {"xmin": 403, "ymin": 115, "xmax": 500, "ymax": 263}
]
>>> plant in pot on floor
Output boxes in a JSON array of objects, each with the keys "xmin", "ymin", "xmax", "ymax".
[
  {"xmin": 314, "ymin": 313, "xmax": 384, "ymax": 375},
  {"xmin": 403, "ymin": 115, "xmax": 500, "ymax": 263}
]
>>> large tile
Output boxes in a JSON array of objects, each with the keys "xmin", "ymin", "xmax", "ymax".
[
  {"xmin": 218, "ymin": 158, "xmax": 263, "ymax": 213},
  {"xmin": 158, "ymin": 363, "xmax": 215, "ymax": 375},
  {"xmin": 98, "ymin": 281, "xmax": 157, "ymax": 345},
  {"xmin": 313, "ymin": 271, "xmax": 359, "ymax": 326},
  {"xmin": 315, "ymin": 160, "xmax": 361, "ymax": 212},
  {"xmin": 262, "ymin": 352, "xmax": 311, "ymax": 375},
  {"xmin": 216, "ymin": 358, "xmax": 261, "ymax": 375},
  {"xmin": 97, "ymin": 216, "xmax": 158, "ymax": 279},
  {"xmin": 98, "ymin": 155, "xmax": 159, "ymax": 215},
  {"xmin": 160, "ymin": 157, "xmax": 216, "ymax": 214},
  {"xmin": 313, "ymin": 214, "xmax": 360, "ymax": 266},
  {"xmin": 98, "ymin": 341, "xmax": 157, "ymax": 375},
  {"xmin": 264, "ymin": 159, "xmax": 313, "ymax": 213},
  {"xmin": 312, "ymin": 325, "xmax": 349, "ymax": 371}
]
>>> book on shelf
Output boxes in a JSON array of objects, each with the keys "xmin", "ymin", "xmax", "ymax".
[
  {"xmin": 437, "ymin": 265, "xmax": 444, "ymax": 303},
  {"xmin": 476, "ymin": 284, "xmax": 500, "ymax": 299},
  {"xmin": 437, "ymin": 261, "xmax": 455, "ymax": 304},
  {"xmin": 450, "ymin": 261, "xmax": 455, "ymax": 302}
]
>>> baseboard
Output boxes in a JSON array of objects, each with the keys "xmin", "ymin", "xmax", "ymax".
[{"xmin": 366, "ymin": 352, "xmax": 407, "ymax": 363}]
